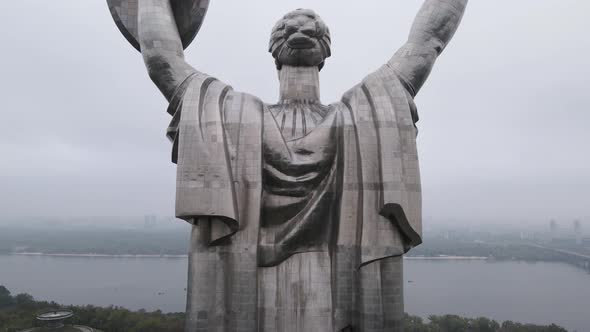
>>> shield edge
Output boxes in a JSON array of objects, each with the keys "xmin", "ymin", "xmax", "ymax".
[{"xmin": 106, "ymin": 0, "xmax": 210, "ymax": 52}]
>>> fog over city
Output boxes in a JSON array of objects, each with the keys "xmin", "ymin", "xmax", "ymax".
[{"xmin": 0, "ymin": 0, "xmax": 588, "ymax": 225}]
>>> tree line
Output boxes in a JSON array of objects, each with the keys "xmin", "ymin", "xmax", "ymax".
[{"xmin": 1, "ymin": 286, "xmax": 567, "ymax": 332}]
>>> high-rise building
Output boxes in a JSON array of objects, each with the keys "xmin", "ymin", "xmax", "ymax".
[
  {"xmin": 549, "ymin": 219, "xmax": 558, "ymax": 241},
  {"xmin": 574, "ymin": 220, "xmax": 582, "ymax": 245},
  {"xmin": 550, "ymin": 219, "xmax": 557, "ymax": 232}
]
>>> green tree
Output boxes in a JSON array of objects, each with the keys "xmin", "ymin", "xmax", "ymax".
[
  {"xmin": 472, "ymin": 317, "xmax": 500, "ymax": 332},
  {"xmin": 429, "ymin": 315, "xmax": 469, "ymax": 332},
  {"xmin": 0, "ymin": 285, "xmax": 14, "ymax": 308},
  {"xmin": 14, "ymin": 293, "xmax": 35, "ymax": 309}
]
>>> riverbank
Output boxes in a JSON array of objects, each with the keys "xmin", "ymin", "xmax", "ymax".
[
  {"xmin": 9, "ymin": 252, "xmax": 491, "ymax": 260},
  {"xmin": 9, "ymin": 252, "xmax": 188, "ymax": 258},
  {"xmin": 405, "ymin": 255, "xmax": 488, "ymax": 260},
  {"xmin": 2, "ymin": 256, "xmax": 588, "ymax": 331},
  {"xmin": 7, "ymin": 252, "xmax": 586, "ymax": 267},
  {"xmin": 0, "ymin": 284, "xmax": 568, "ymax": 332}
]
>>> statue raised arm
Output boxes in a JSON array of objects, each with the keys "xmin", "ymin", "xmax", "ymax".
[
  {"xmin": 107, "ymin": 0, "xmax": 210, "ymax": 100},
  {"xmin": 137, "ymin": 0, "xmax": 197, "ymax": 101},
  {"xmin": 106, "ymin": 2, "xmax": 469, "ymax": 331},
  {"xmin": 389, "ymin": 0, "xmax": 468, "ymax": 96}
]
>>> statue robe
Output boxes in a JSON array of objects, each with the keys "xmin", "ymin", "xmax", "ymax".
[{"xmin": 167, "ymin": 64, "xmax": 422, "ymax": 332}]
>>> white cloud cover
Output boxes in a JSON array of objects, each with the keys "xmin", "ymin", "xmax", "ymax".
[{"xmin": 0, "ymin": 0, "xmax": 588, "ymax": 225}]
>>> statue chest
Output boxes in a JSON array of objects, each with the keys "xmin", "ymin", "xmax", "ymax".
[
  {"xmin": 267, "ymin": 101, "xmax": 332, "ymax": 141},
  {"xmin": 262, "ymin": 102, "xmax": 342, "ymax": 197},
  {"xmin": 259, "ymin": 102, "xmax": 345, "ymax": 265}
]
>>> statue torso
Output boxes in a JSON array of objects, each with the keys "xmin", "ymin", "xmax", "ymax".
[
  {"xmin": 170, "ymin": 66, "xmax": 422, "ymax": 267},
  {"xmin": 259, "ymin": 101, "xmax": 345, "ymax": 266},
  {"xmin": 171, "ymin": 69, "xmax": 421, "ymax": 330}
]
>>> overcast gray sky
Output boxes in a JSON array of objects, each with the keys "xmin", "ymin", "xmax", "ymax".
[{"xmin": 0, "ymin": 0, "xmax": 588, "ymax": 226}]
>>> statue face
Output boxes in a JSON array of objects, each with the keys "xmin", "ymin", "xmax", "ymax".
[{"xmin": 269, "ymin": 9, "xmax": 332, "ymax": 70}]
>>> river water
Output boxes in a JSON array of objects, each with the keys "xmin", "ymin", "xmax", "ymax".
[{"xmin": 0, "ymin": 255, "xmax": 588, "ymax": 331}]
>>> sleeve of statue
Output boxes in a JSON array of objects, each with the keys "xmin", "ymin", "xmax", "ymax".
[
  {"xmin": 342, "ymin": 64, "xmax": 423, "ymax": 251},
  {"xmin": 166, "ymin": 72, "xmax": 238, "ymax": 241}
]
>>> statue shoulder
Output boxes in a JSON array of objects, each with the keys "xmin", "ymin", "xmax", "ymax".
[
  {"xmin": 340, "ymin": 64, "xmax": 415, "ymax": 105},
  {"xmin": 220, "ymin": 89, "xmax": 267, "ymax": 125},
  {"xmin": 223, "ymin": 89, "xmax": 265, "ymax": 109},
  {"xmin": 338, "ymin": 65, "xmax": 419, "ymax": 125}
]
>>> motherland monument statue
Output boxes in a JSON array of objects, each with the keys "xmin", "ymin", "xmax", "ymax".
[{"xmin": 107, "ymin": 0, "xmax": 468, "ymax": 331}]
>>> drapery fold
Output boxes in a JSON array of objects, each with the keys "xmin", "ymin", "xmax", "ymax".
[{"xmin": 168, "ymin": 72, "xmax": 240, "ymax": 243}]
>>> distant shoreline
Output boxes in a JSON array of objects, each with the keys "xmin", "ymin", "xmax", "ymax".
[
  {"xmin": 405, "ymin": 256, "xmax": 489, "ymax": 260},
  {"xmin": 8, "ymin": 252, "xmax": 188, "ymax": 258},
  {"xmin": 6, "ymin": 252, "xmax": 489, "ymax": 260}
]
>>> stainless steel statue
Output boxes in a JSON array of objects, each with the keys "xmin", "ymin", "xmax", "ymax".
[{"xmin": 107, "ymin": 0, "xmax": 468, "ymax": 331}]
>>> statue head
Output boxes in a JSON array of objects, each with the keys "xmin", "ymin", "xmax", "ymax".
[{"xmin": 269, "ymin": 9, "xmax": 332, "ymax": 71}]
